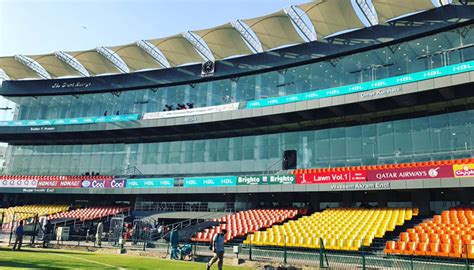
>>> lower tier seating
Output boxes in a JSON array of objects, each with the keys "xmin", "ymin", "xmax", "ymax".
[
  {"xmin": 0, "ymin": 204, "xmax": 69, "ymax": 232},
  {"xmin": 0, "ymin": 204, "xmax": 69, "ymax": 222},
  {"xmin": 385, "ymin": 207, "xmax": 474, "ymax": 258},
  {"xmin": 244, "ymin": 208, "xmax": 418, "ymax": 251},
  {"xmin": 192, "ymin": 209, "xmax": 303, "ymax": 243}
]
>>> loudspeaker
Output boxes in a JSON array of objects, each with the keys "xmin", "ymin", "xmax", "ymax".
[{"xmin": 282, "ymin": 150, "xmax": 297, "ymax": 170}]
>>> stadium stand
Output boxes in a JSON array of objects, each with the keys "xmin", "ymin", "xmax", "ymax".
[
  {"xmin": 244, "ymin": 208, "xmax": 418, "ymax": 251},
  {"xmin": 385, "ymin": 207, "xmax": 474, "ymax": 258},
  {"xmin": 47, "ymin": 206, "xmax": 130, "ymax": 222},
  {"xmin": 0, "ymin": 204, "xmax": 69, "ymax": 231},
  {"xmin": 192, "ymin": 209, "xmax": 302, "ymax": 243},
  {"xmin": 291, "ymin": 158, "xmax": 474, "ymax": 174}
]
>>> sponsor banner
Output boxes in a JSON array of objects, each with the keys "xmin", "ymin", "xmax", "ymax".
[
  {"xmin": 126, "ymin": 178, "xmax": 174, "ymax": 188},
  {"xmin": 81, "ymin": 179, "xmax": 106, "ymax": 188},
  {"xmin": 237, "ymin": 175, "xmax": 296, "ymax": 185},
  {"xmin": 58, "ymin": 180, "xmax": 82, "ymax": 188},
  {"xmin": 453, "ymin": 164, "xmax": 474, "ymax": 178},
  {"xmin": 367, "ymin": 165, "xmax": 453, "ymax": 181},
  {"xmin": 246, "ymin": 60, "xmax": 474, "ymax": 109},
  {"xmin": 0, "ymin": 179, "xmax": 38, "ymax": 188},
  {"xmin": 184, "ymin": 176, "xmax": 237, "ymax": 188},
  {"xmin": 296, "ymin": 171, "xmax": 366, "ymax": 184},
  {"xmin": 0, "ymin": 114, "xmax": 139, "ymax": 127},
  {"xmin": 143, "ymin": 103, "xmax": 239, "ymax": 120},
  {"xmin": 37, "ymin": 180, "xmax": 60, "ymax": 188},
  {"xmin": 81, "ymin": 178, "xmax": 127, "ymax": 189},
  {"xmin": 108, "ymin": 178, "xmax": 126, "ymax": 188}
]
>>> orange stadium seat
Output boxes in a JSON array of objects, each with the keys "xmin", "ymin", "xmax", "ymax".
[
  {"xmin": 194, "ymin": 209, "xmax": 301, "ymax": 243},
  {"xmin": 385, "ymin": 207, "xmax": 474, "ymax": 258}
]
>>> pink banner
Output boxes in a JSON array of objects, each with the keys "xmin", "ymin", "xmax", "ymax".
[
  {"xmin": 367, "ymin": 165, "xmax": 454, "ymax": 181},
  {"xmin": 296, "ymin": 171, "xmax": 366, "ymax": 184}
]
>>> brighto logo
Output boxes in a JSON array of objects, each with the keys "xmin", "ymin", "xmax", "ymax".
[
  {"xmin": 238, "ymin": 176, "xmax": 260, "ymax": 185},
  {"xmin": 428, "ymin": 167, "xmax": 440, "ymax": 177},
  {"xmin": 270, "ymin": 175, "xmax": 294, "ymax": 184}
]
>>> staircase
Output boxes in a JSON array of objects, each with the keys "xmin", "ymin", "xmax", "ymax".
[{"xmin": 369, "ymin": 215, "xmax": 428, "ymax": 253}]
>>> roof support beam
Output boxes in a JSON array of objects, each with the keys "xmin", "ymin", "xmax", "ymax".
[
  {"xmin": 136, "ymin": 40, "xmax": 171, "ymax": 68},
  {"xmin": 285, "ymin": 6, "xmax": 316, "ymax": 42},
  {"xmin": 231, "ymin": 20, "xmax": 263, "ymax": 53},
  {"xmin": 355, "ymin": 0, "xmax": 378, "ymax": 26},
  {"xmin": 14, "ymin": 55, "xmax": 52, "ymax": 79},
  {"xmin": 97, "ymin": 47, "xmax": 130, "ymax": 73},
  {"xmin": 55, "ymin": 51, "xmax": 90, "ymax": 77},
  {"xmin": 0, "ymin": 69, "xmax": 10, "ymax": 81},
  {"xmin": 182, "ymin": 32, "xmax": 214, "ymax": 61}
]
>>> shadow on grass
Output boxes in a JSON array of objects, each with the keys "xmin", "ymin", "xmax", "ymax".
[
  {"xmin": 0, "ymin": 247, "xmax": 95, "ymax": 256},
  {"xmin": 0, "ymin": 260, "xmax": 67, "ymax": 270}
]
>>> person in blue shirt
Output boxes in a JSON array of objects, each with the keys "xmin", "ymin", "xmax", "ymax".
[
  {"xmin": 169, "ymin": 228, "xmax": 179, "ymax": 260},
  {"xmin": 13, "ymin": 221, "xmax": 24, "ymax": 250},
  {"xmin": 207, "ymin": 229, "xmax": 227, "ymax": 270}
]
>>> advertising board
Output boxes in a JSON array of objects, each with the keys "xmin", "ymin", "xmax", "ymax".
[
  {"xmin": 143, "ymin": 103, "xmax": 239, "ymax": 120},
  {"xmin": 0, "ymin": 179, "xmax": 38, "ymax": 188},
  {"xmin": 81, "ymin": 178, "xmax": 126, "ymax": 188},
  {"xmin": 367, "ymin": 165, "xmax": 453, "ymax": 181},
  {"xmin": 237, "ymin": 175, "xmax": 295, "ymax": 185},
  {"xmin": 126, "ymin": 178, "xmax": 174, "ymax": 188},
  {"xmin": 183, "ymin": 176, "xmax": 237, "ymax": 188},
  {"xmin": 0, "ymin": 114, "xmax": 139, "ymax": 127},
  {"xmin": 452, "ymin": 164, "xmax": 474, "ymax": 178},
  {"xmin": 296, "ymin": 171, "xmax": 366, "ymax": 184}
]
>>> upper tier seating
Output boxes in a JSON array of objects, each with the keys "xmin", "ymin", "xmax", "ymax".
[
  {"xmin": 48, "ymin": 206, "xmax": 130, "ymax": 222},
  {"xmin": 292, "ymin": 158, "xmax": 474, "ymax": 174},
  {"xmin": 385, "ymin": 207, "xmax": 474, "ymax": 258},
  {"xmin": 0, "ymin": 175, "xmax": 114, "ymax": 181},
  {"xmin": 192, "ymin": 209, "xmax": 303, "ymax": 243},
  {"xmin": 244, "ymin": 208, "xmax": 418, "ymax": 251}
]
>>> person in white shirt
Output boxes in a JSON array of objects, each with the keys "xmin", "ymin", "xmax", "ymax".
[{"xmin": 207, "ymin": 229, "xmax": 227, "ymax": 270}]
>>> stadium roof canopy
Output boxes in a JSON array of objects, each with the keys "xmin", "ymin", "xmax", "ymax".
[
  {"xmin": 298, "ymin": 0, "xmax": 365, "ymax": 38},
  {"xmin": 0, "ymin": 0, "xmax": 452, "ymax": 81}
]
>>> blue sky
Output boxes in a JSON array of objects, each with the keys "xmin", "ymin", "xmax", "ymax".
[{"xmin": 0, "ymin": 0, "xmax": 310, "ymax": 56}]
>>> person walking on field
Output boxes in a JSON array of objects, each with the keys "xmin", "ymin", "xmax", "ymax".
[
  {"xmin": 43, "ymin": 220, "xmax": 54, "ymax": 248},
  {"xmin": 95, "ymin": 222, "xmax": 103, "ymax": 247},
  {"xmin": 13, "ymin": 220, "xmax": 24, "ymax": 250},
  {"xmin": 207, "ymin": 229, "xmax": 227, "ymax": 270}
]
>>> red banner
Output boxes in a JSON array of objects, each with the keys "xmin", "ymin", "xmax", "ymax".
[
  {"xmin": 296, "ymin": 171, "xmax": 366, "ymax": 184},
  {"xmin": 37, "ymin": 180, "xmax": 59, "ymax": 188},
  {"xmin": 58, "ymin": 180, "xmax": 82, "ymax": 188},
  {"xmin": 367, "ymin": 165, "xmax": 454, "ymax": 181}
]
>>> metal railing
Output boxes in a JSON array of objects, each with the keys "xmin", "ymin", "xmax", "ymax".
[
  {"xmin": 134, "ymin": 201, "xmax": 234, "ymax": 213},
  {"xmin": 4, "ymin": 228, "xmax": 472, "ymax": 270}
]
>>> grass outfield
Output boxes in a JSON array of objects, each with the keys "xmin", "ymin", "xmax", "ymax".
[{"xmin": 0, "ymin": 247, "xmax": 256, "ymax": 270}]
